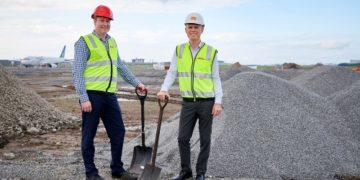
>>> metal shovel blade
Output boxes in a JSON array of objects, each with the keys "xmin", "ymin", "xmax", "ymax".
[
  {"xmin": 139, "ymin": 163, "xmax": 161, "ymax": 180},
  {"xmin": 128, "ymin": 146, "xmax": 153, "ymax": 175}
]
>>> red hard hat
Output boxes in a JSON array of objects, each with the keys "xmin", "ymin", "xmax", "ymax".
[{"xmin": 91, "ymin": 5, "xmax": 113, "ymax": 20}]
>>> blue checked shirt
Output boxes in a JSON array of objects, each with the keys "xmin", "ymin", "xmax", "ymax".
[{"xmin": 72, "ymin": 31, "xmax": 141, "ymax": 103}]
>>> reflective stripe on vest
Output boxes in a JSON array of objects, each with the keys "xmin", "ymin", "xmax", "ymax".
[
  {"xmin": 176, "ymin": 43, "xmax": 217, "ymax": 99},
  {"xmin": 82, "ymin": 33, "xmax": 118, "ymax": 93}
]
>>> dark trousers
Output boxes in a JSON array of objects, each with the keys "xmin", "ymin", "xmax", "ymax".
[
  {"xmin": 178, "ymin": 100, "xmax": 214, "ymax": 175},
  {"xmin": 81, "ymin": 92, "xmax": 126, "ymax": 176}
]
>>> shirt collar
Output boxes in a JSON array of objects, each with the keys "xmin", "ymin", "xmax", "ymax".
[
  {"xmin": 189, "ymin": 41, "xmax": 204, "ymax": 49},
  {"xmin": 92, "ymin": 30, "xmax": 111, "ymax": 41}
]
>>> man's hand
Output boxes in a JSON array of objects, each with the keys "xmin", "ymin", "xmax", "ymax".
[
  {"xmin": 81, "ymin": 101, "xmax": 92, "ymax": 112},
  {"xmin": 157, "ymin": 91, "xmax": 170, "ymax": 101},
  {"xmin": 136, "ymin": 83, "xmax": 146, "ymax": 92},
  {"xmin": 212, "ymin": 103, "xmax": 222, "ymax": 117}
]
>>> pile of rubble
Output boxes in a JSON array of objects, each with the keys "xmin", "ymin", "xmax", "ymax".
[
  {"xmin": 328, "ymin": 80, "xmax": 360, "ymax": 141},
  {"xmin": 221, "ymin": 62, "xmax": 254, "ymax": 81},
  {"xmin": 291, "ymin": 66, "xmax": 360, "ymax": 97},
  {"xmin": 207, "ymin": 71, "xmax": 359, "ymax": 179},
  {"xmin": 0, "ymin": 66, "xmax": 79, "ymax": 147},
  {"xmin": 0, "ymin": 65, "xmax": 359, "ymax": 179},
  {"xmin": 123, "ymin": 66, "xmax": 360, "ymax": 179}
]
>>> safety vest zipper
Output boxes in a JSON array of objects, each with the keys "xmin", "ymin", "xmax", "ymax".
[
  {"xmin": 105, "ymin": 48, "xmax": 113, "ymax": 93},
  {"xmin": 190, "ymin": 44, "xmax": 204, "ymax": 101}
]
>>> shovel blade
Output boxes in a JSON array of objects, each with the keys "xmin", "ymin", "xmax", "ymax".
[
  {"xmin": 139, "ymin": 164, "xmax": 161, "ymax": 180},
  {"xmin": 128, "ymin": 146, "xmax": 153, "ymax": 175}
]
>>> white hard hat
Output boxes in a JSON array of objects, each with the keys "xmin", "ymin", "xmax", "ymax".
[{"xmin": 184, "ymin": 12, "xmax": 204, "ymax": 26}]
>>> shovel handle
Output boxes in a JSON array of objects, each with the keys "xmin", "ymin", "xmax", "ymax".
[
  {"xmin": 158, "ymin": 96, "xmax": 168, "ymax": 110},
  {"xmin": 135, "ymin": 87, "xmax": 147, "ymax": 101},
  {"xmin": 136, "ymin": 88, "xmax": 147, "ymax": 147},
  {"xmin": 150, "ymin": 97, "xmax": 169, "ymax": 166}
]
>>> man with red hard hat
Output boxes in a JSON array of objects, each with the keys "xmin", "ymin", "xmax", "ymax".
[{"xmin": 72, "ymin": 5, "xmax": 143, "ymax": 180}]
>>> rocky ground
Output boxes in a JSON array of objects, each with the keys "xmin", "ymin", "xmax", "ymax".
[
  {"xmin": 0, "ymin": 64, "xmax": 359, "ymax": 180},
  {"xmin": 0, "ymin": 66, "xmax": 182, "ymax": 179}
]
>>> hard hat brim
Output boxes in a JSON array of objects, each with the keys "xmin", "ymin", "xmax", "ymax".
[
  {"xmin": 185, "ymin": 23, "xmax": 204, "ymax": 26},
  {"xmin": 91, "ymin": 14, "xmax": 113, "ymax": 20}
]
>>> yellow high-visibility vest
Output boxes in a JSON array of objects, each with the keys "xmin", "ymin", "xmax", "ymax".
[
  {"xmin": 176, "ymin": 42, "xmax": 217, "ymax": 99},
  {"xmin": 82, "ymin": 33, "xmax": 118, "ymax": 93}
]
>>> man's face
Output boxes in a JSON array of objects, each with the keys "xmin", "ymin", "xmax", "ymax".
[
  {"xmin": 94, "ymin": 16, "xmax": 111, "ymax": 36},
  {"xmin": 185, "ymin": 24, "xmax": 204, "ymax": 41}
]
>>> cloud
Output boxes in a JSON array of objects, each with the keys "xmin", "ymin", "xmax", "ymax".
[
  {"xmin": 320, "ymin": 40, "xmax": 351, "ymax": 49},
  {"xmin": 117, "ymin": 30, "xmax": 182, "ymax": 44},
  {"xmin": 0, "ymin": 0, "xmax": 249, "ymax": 13},
  {"xmin": 283, "ymin": 39, "xmax": 351, "ymax": 50},
  {"xmin": 0, "ymin": 0, "xmax": 96, "ymax": 10}
]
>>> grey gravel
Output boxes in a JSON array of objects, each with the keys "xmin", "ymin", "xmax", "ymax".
[
  {"xmin": 122, "ymin": 112, "xmax": 226, "ymax": 179},
  {"xmin": 207, "ymin": 71, "xmax": 360, "ymax": 179},
  {"xmin": 291, "ymin": 65, "xmax": 360, "ymax": 97},
  {"xmin": 261, "ymin": 69, "xmax": 305, "ymax": 80},
  {"xmin": 221, "ymin": 63, "xmax": 254, "ymax": 81},
  {"xmin": 1, "ymin": 65, "xmax": 359, "ymax": 179},
  {"xmin": 0, "ymin": 66, "xmax": 80, "ymax": 143},
  {"xmin": 328, "ymin": 80, "xmax": 360, "ymax": 141}
]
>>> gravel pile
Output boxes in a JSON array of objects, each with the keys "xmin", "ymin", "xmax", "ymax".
[
  {"xmin": 0, "ymin": 66, "xmax": 79, "ymax": 146},
  {"xmin": 262, "ymin": 69, "xmax": 305, "ymax": 80},
  {"xmin": 328, "ymin": 80, "xmax": 360, "ymax": 141},
  {"xmin": 207, "ymin": 72, "xmax": 359, "ymax": 179},
  {"xmin": 1, "ymin": 65, "xmax": 359, "ymax": 179},
  {"xmin": 291, "ymin": 66, "xmax": 360, "ymax": 97},
  {"xmin": 221, "ymin": 62, "xmax": 254, "ymax": 81},
  {"xmin": 121, "ymin": 112, "xmax": 226, "ymax": 179},
  {"xmin": 123, "ymin": 68, "xmax": 360, "ymax": 179}
]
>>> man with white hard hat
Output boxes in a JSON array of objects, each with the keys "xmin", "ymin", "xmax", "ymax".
[
  {"xmin": 185, "ymin": 12, "xmax": 205, "ymax": 25},
  {"xmin": 157, "ymin": 12, "xmax": 223, "ymax": 180}
]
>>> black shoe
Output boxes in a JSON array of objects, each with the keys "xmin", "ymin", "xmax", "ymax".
[
  {"xmin": 86, "ymin": 174, "xmax": 104, "ymax": 180},
  {"xmin": 195, "ymin": 174, "xmax": 205, "ymax": 180},
  {"xmin": 172, "ymin": 171, "xmax": 193, "ymax": 180},
  {"xmin": 112, "ymin": 171, "xmax": 137, "ymax": 180}
]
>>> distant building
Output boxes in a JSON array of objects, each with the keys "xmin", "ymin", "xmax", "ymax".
[
  {"xmin": 247, "ymin": 65, "xmax": 258, "ymax": 69},
  {"xmin": 0, "ymin": 60, "xmax": 21, "ymax": 66},
  {"xmin": 153, "ymin": 62, "xmax": 170, "ymax": 70},
  {"xmin": 132, "ymin": 58, "xmax": 144, "ymax": 64},
  {"xmin": 218, "ymin": 60, "xmax": 225, "ymax": 64},
  {"xmin": 350, "ymin": 59, "xmax": 360, "ymax": 64}
]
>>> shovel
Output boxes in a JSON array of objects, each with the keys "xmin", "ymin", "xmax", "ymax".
[
  {"xmin": 128, "ymin": 88, "xmax": 152, "ymax": 175},
  {"xmin": 139, "ymin": 97, "xmax": 168, "ymax": 180}
]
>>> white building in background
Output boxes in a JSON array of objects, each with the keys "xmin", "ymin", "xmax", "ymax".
[
  {"xmin": 350, "ymin": 60, "xmax": 360, "ymax": 64},
  {"xmin": 218, "ymin": 60, "xmax": 225, "ymax": 64},
  {"xmin": 153, "ymin": 62, "xmax": 170, "ymax": 70}
]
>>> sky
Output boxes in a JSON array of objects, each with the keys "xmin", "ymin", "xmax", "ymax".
[{"xmin": 0, "ymin": 0, "xmax": 359, "ymax": 65}]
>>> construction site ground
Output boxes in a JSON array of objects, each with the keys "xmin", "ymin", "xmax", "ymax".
[
  {"xmin": 1, "ymin": 65, "xmax": 359, "ymax": 179},
  {"xmin": 0, "ymin": 67, "xmax": 182, "ymax": 159}
]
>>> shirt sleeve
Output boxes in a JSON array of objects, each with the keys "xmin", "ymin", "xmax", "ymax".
[
  {"xmin": 117, "ymin": 54, "xmax": 141, "ymax": 87},
  {"xmin": 160, "ymin": 51, "xmax": 178, "ymax": 92},
  {"xmin": 212, "ymin": 53, "xmax": 223, "ymax": 104},
  {"xmin": 72, "ymin": 37, "xmax": 89, "ymax": 103}
]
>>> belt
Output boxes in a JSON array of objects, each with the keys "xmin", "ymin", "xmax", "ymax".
[
  {"xmin": 87, "ymin": 90, "xmax": 115, "ymax": 96},
  {"xmin": 182, "ymin": 97, "xmax": 215, "ymax": 102}
]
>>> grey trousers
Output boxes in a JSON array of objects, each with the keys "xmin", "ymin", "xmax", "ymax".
[{"xmin": 178, "ymin": 100, "xmax": 214, "ymax": 175}]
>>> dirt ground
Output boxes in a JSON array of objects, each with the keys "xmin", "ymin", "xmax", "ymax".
[{"xmin": 1, "ymin": 67, "xmax": 181, "ymax": 159}]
